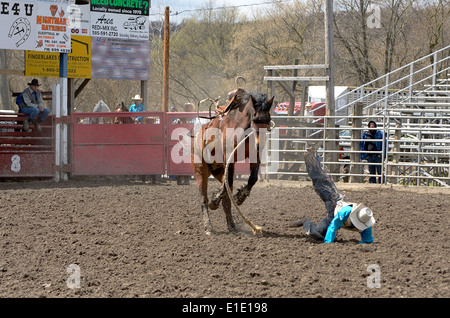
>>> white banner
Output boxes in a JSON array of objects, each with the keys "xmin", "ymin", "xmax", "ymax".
[
  {"xmin": 0, "ymin": 0, "xmax": 72, "ymax": 52},
  {"xmin": 90, "ymin": 11, "xmax": 148, "ymax": 40},
  {"xmin": 68, "ymin": 3, "xmax": 90, "ymax": 36}
]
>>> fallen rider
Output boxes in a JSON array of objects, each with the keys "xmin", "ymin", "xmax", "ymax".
[{"xmin": 290, "ymin": 148, "xmax": 375, "ymax": 243}]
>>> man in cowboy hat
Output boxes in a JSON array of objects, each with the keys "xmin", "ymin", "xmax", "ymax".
[
  {"xmin": 305, "ymin": 102, "xmax": 314, "ymax": 122},
  {"xmin": 19, "ymin": 79, "xmax": 50, "ymax": 133},
  {"xmin": 304, "ymin": 200, "xmax": 375, "ymax": 243},
  {"xmin": 289, "ymin": 148, "xmax": 375, "ymax": 243},
  {"xmin": 129, "ymin": 94, "xmax": 145, "ymax": 123}
]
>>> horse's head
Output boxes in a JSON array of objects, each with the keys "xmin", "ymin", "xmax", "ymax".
[
  {"xmin": 114, "ymin": 102, "xmax": 129, "ymax": 112},
  {"xmin": 250, "ymin": 92, "xmax": 274, "ymax": 131}
]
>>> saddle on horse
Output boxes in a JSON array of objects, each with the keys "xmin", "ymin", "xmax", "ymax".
[
  {"xmin": 215, "ymin": 88, "xmax": 248, "ymax": 117},
  {"xmin": 188, "ymin": 88, "xmax": 249, "ymax": 138}
]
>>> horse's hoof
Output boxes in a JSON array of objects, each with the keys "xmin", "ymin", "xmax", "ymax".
[
  {"xmin": 233, "ymin": 195, "xmax": 245, "ymax": 206},
  {"xmin": 234, "ymin": 186, "xmax": 250, "ymax": 205}
]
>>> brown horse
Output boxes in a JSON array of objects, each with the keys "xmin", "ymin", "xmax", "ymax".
[
  {"xmin": 114, "ymin": 102, "xmax": 133, "ymax": 124},
  {"xmin": 190, "ymin": 88, "xmax": 274, "ymax": 235}
]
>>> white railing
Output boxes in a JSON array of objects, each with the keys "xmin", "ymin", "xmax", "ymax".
[
  {"xmin": 336, "ymin": 45, "xmax": 450, "ymax": 115},
  {"xmin": 300, "ymin": 45, "xmax": 450, "ymax": 125}
]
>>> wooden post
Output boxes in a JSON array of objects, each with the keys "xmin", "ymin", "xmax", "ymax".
[
  {"xmin": 162, "ymin": 6, "xmax": 170, "ymax": 112},
  {"xmin": 324, "ymin": 0, "xmax": 335, "ymax": 116},
  {"xmin": 141, "ymin": 80, "xmax": 148, "ymax": 110},
  {"xmin": 324, "ymin": 0, "xmax": 337, "ymax": 176},
  {"xmin": 288, "ymin": 59, "xmax": 299, "ymax": 116}
]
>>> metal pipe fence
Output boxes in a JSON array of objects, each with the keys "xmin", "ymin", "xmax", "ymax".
[
  {"xmin": 262, "ymin": 45, "xmax": 450, "ymax": 187},
  {"xmin": 265, "ymin": 113, "xmax": 450, "ymax": 187}
]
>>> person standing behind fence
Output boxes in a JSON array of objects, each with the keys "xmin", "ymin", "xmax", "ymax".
[
  {"xmin": 129, "ymin": 95, "xmax": 145, "ymax": 123},
  {"xmin": 19, "ymin": 79, "xmax": 50, "ymax": 133},
  {"xmin": 360, "ymin": 120, "xmax": 384, "ymax": 183},
  {"xmin": 305, "ymin": 102, "xmax": 314, "ymax": 123}
]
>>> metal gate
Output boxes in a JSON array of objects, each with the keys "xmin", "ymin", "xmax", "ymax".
[
  {"xmin": 0, "ymin": 111, "xmax": 55, "ymax": 178},
  {"xmin": 71, "ymin": 111, "xmax": 166, "ymax": 176},
  {"xmin": 2, "ymin": 110, "xmax": 256, "ymax": 179}
]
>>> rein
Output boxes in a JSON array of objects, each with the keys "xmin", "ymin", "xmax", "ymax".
[{"xmin": 224, "ymin": 129, "xmax": 263, "ymax": 236}]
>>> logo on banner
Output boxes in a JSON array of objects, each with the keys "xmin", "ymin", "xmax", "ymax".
[
  {"xmin": 123, "ymin": 16, "xmax": 146, "ymax": 31},
  {"xmin": 8, "ymin": 17, "xmax": 32, "ymax": 47}
]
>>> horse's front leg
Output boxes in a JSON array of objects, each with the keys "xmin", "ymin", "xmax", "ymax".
[{"xmin": 234, "ymin": 161, "xmax": 260, "ymax": 206}]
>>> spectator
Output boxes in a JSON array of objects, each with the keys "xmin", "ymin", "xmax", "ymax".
[
  {"xmin": 182, "ymin": 102, "xmax": 196, "ymax": 124},
  {"xmin": 304, "ymin": 102, "xmax": 314, "ymax": 123},
  {"xmin": 360, "ymin": 120, "xmax": 384, "ymax": 183},
  {"xmin": 130, "ymin": 95, "xmax": 145, "ymax": 123},
  {"xmin": 170, "ymin": 106, "xmax": 181, "ymax": 124},
  {"xmin": 19, "ymin": 79, "xmax": 50, "ymax": 133}
]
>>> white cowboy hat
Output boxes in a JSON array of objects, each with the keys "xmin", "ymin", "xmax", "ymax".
[
  {"xmin": 349, "ymin": 203, "xmax": 375, "ymax": 231},
  {"xmin": 132, "ymin": 94, "xmax": 142, "ymax": 100}
]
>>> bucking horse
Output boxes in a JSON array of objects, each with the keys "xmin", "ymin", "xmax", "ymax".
[{"xmin": 190, "ymin": 87, "xmax": 274, "ymax": 236}]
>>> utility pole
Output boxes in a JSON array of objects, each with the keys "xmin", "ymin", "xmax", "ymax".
[
  {"xmin": 324, "ymin": 0, "xmax": 337, "ymax": 176},
  {"xmin": 162, "ymin": 6, "xmax": 170, "ymax": 112}
]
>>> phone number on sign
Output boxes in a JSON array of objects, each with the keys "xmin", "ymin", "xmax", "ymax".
[{"xmin": 92, "ymin": 30, "xmax": 118, "ymax": 37}]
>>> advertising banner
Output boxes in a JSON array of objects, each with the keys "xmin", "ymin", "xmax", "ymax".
[
  {"xmin": 0, "ymin": 0, "xmax": 72, "ymax": 52},
  {"xmin": 90, "ymin": 11, "xmax": 148, "ymax": 40},
  {"xmin": 90, "ymin": 0, "xmax": 150, "ymax": 16},
  {"xmin": 91, "ymin": 36, "xmax": 149, "ymax": 80},
  {"xmin": 1, "ymin": 1, "xmax": 37, "ymax": 51},
  {"xmin": 68, "ymin": 3, "xmax": 90, "ymax": 35},
  {"xmin": 1, "ymin": 0, "xmax": 72, "ymax": 52},
  {"xmin": 25, "ymin": 35, "xmax": 91, "ymax": 78},
  {"xmin": 35, "ymin": 0, "xmax": 71, "ymax": 52}
]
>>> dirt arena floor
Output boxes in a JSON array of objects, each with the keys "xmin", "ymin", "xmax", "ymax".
[{"xmin": 0, "ymin": 177, "xmax": 448, "ymax": 299}]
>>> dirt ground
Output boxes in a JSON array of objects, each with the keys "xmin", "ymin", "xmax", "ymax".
[{"xmin": 0, "ymin": 177, "xmax": 448, "ymax": 299}]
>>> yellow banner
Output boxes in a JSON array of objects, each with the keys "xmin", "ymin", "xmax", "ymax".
[{"xmin": 25, "ymin": 35, "xmax": 91, "ymax": 78}]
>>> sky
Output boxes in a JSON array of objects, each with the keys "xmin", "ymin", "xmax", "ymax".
[{"xmin": 149, "ymin": 0, "xmax": 283, "ymax": 21}]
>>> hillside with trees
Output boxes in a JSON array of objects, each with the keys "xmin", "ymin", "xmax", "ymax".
[{"xmin": 1, "ymin": 0, "xmax": 448, "ymax": 113}]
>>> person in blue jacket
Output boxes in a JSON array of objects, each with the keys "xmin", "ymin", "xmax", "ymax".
[
  {"xmin": 323, "ymin": 201, "xmax": 374, "ymax": 243},
  {"xmin": 360, "ymin": 120, "xmax": 384, "ymax": 183},
  {"xmin": 290, "ymin": 148, "xmax": 375, "ymax": 243},
  {"xmin": 129, "ymin": 95, "xmax": 145, "ymax": 123}
]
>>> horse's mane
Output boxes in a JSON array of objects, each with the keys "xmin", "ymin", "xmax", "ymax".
[
  {"xmin": 227, "ymin": 89, "xmax": 271, "ymax": 112},
  {"xmin": 249, "ymin": 92, "xmax": 271, "ymax": 112}
]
